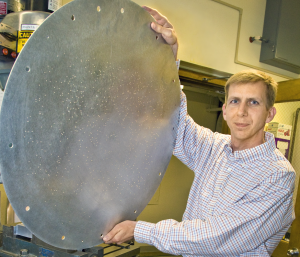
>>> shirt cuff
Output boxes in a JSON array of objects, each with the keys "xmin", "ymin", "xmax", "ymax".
[{"xmin": 134, "ymin": 221, "xmax": 155, "ymax": 244}]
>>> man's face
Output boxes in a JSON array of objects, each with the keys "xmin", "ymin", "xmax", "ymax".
[{"xmin": 222, "ymin": 81, "xmax": 276, "ymax": 150}]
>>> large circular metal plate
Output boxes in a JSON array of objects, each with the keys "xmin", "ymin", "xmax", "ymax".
[{"xmin": 0, "ymin": 0, "xmax": 180, "ymax": 250}]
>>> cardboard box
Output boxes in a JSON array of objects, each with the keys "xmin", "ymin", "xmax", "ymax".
[{"xmin": 267, "ymin": 122, "xmax": 292, "ymax": 140}]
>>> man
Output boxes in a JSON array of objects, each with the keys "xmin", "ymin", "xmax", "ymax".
[{"xmin": 103, "ymin": 7, "xmax": 295, "ymax": 256}]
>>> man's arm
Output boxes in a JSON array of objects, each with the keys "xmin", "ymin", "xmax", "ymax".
[
  {"xmin": 103, "ymin": 171, "xmax": 294, "ymax": 254},
  {"xmin": 133, "ymin": 171, "xmax": 295, "ymax": 256},
  {"xmin": 171, "ymin": 89, "xmax": 231, "ymax": 174}
]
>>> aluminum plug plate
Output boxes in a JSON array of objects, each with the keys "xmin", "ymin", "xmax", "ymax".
[{"xmin": 0, "ymin": 0, "xmax": 180, "ymax": 250}]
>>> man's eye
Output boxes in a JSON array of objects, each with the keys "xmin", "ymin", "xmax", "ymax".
[
  {"xmin": 230, "ymin": 99, "xmax": 238, "ymax": 104},
  {"xmin": 250, "ymin": 100, "xmax": 259, "ymax": 105}
]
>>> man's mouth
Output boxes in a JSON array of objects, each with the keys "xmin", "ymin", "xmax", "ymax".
[{"xmin": 235, "ymin": 123, "xmax": 249, "ymax": 128}]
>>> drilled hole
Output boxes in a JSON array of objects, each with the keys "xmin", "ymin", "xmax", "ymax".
[
  {"xmin": 156, "ymin": 35, "xmax": 159, "ymax": 40},
  {"xmin": 25, "ymin": 206, "xmax": 30, "ymax": 211},
  {"xmin": 26, "ymin": 66, "xmax": 30, "ymax": 72},
  {"xmin": 97, "ymin": 6, "xmax": 101, "ymax": 12},
  {"xmin": 121, "ymin": 8, "xmax": 124, "ymax": 13},
  {"xmin": 159, "ymin": 173, "xmax": 162, "ymax": 176},
  {"xmin": 9, "ymin": 143, "xmax": 13, "ymax": 148},
  {"xmin": 134, "ymin": 210, "xmax": 137, "ymax": 213},
  {"xmin": 172, "ymin": 79, "xmax": 175, "ymax": 83},
  {"xmin": 100, "ymin": 234, "xmax": 103, "ymax": 237},
  {"xmin": 62, "ymin": 236, "xmax": 65, "ymax": 240},
  {"xmin": 71, "ymin": 15, "xmax": 75, "ymax": 20}
]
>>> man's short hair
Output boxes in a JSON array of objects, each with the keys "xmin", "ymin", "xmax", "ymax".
[{"xmin": 224, "ymin": 70, "xmax": 278, "ymax": 109}]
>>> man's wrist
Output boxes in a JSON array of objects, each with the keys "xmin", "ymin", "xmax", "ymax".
[{"xmin": 134, "ymin": 221, "xmax": 155, "ymax": 244}]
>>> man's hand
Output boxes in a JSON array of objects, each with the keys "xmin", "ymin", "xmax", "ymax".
[
  {"xmin": 143, "ymin": 6, "xmax": 178, "ymax": 60},
  {"xmin": 102, "ymin": 221, "xmax": 137, "ymax": 244}
]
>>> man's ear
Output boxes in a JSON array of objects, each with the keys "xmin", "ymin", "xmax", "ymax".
[
  {"xmin": 266, "ymin": 106, "xmax": 276, "ymax": 123},
  {"xmin": 222, "ymin": 103, "xmax": 227, "ymax": 121}
]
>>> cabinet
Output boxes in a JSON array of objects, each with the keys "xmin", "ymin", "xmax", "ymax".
[{"xmin": 260, "ymin": 0, "xmax": 300, "ymax": 74}]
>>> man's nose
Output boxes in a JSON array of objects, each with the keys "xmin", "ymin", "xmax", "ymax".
[{"xmin": 237, "ymin": 102, "xmax": 248, "ymax": 117}]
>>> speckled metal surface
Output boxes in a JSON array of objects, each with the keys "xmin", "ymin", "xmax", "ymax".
[{"xmin": 0, "ymin": 0, "xmax": 180, "ymax": 250}]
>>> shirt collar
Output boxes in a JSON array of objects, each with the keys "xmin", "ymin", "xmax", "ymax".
[{"xmin": 225, "ymin": 132, "xmax": 276, "ymax": 163}]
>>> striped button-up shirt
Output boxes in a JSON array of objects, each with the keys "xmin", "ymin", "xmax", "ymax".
[{"xmin": 134, "ymin": 92, "xmax": 295, "ymax": 256}]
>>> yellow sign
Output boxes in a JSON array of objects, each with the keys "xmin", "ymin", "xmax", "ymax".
[{"xmin": 17, "ymin": 30, "xmax": 34, "ymax": 53}]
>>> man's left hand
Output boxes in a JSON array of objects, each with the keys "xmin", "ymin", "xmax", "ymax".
[{"xmin": 102, "ymin": 221, "xmax": 137, "ymax": 244}]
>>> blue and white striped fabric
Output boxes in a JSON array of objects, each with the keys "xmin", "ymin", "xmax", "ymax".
[{"xmin": 134, "ymin": 91, "xmax": 295, "ymax": 256}]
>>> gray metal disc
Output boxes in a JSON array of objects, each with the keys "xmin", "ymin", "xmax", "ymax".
[{"xmin": 0, "ymin": 0, "xmax": 180, "ymax": 250}]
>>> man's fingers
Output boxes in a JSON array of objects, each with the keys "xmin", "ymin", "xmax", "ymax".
[
  {"xmin": 142, "ymin": 6, "xmax": 161, "ymax": 19},
  {"xmin": 150, "ymin": 22, "xmax": 162, "ymax": 34},
  {"xmin": 152, "ymin": 23, "xmax": 174, "ymax": 39},
  {"xmin": 151, "ymin": 22, "xmax": 177, "ymax": 46},
  {"xmin": 142, "ymin": 6, "xmax": 153, "ymax": 13},
  {"xmin": 102, "ymin": 233, "xmax": 112, "ymax": 243},
  {"xmin": 142, "ymin": 6, "xmax": 172, "ymax": 28},
  {"xmin": 103, "ymin": 229, "xmax": 127, "ymax": 244},
  {"xmin": 103, "ymin": 234, "xmax": 117, "ymax": 244},
  {"xmin": 142, "ymin": 6, "xmax": 178, "ymax": 59},
  {"xmin": 102, "ymin": 221, "xmax": 136, "ymax": 245},
  {"xmin": 103, "ymin": 228, "xmax": 120, "ymax": 243}
]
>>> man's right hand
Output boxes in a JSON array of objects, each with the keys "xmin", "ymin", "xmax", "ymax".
[{"xmin": 142, "ymin": 6, "xmax": 178, "ymax": 60}]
